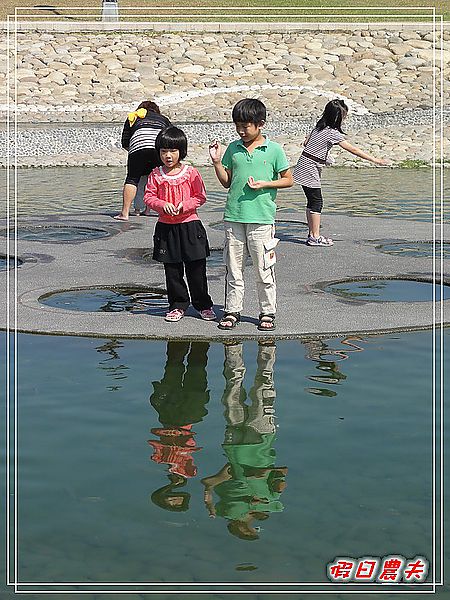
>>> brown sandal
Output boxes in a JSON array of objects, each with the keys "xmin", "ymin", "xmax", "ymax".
[
  {"xmin": 218, "ymin": 313, "xmax": 240, "ymax": 330},
  {"xmin": 258, "ymin": 314, "xmax": 276, "ymax": 331}
]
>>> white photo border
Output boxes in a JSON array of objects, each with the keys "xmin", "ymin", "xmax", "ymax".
[{"xmin": 5, "ymin": 4, "xmax": 445, "ymax": 595}]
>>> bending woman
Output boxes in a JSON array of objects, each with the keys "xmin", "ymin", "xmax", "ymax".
[{"xmin": 114, "ymin": 100, "xmax": 171, "ymax": 221}]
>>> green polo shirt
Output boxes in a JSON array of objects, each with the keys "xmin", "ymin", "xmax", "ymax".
[{"xmin": 222, "ymin": 137, "xmax": 290, "ymax": 224}]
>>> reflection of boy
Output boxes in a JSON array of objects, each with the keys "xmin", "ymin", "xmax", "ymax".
[
  {"xmin": 202, "ymin": 342, "xmax": 287, "ymax": 540},
  {"xmin": 148, "ymin": 342, "xmax": 210, "ymax": 510}
]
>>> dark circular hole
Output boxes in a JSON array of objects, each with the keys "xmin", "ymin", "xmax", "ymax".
[
  {"xmin": 1, "ymin": 225, "xmax": 111, "ymax": 243},
  {"xmin": 376, "ymin": 241, "xmax": 450, "ymax": 259},
  {"xmin": 0, "ymin": 255, "xmax": 23, "ymax": 270},
  {"xmin": 324, "ymin": 279, "xmax": 450, "ymax": 303},
  {"xmin": 39, "ymin": 287, "xmax": 168, "ymax": 314}
]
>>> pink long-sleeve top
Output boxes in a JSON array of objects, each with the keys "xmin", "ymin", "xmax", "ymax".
[{"xmin": 144, "ymin": 164, "xmax": 207, "ymax": 224}]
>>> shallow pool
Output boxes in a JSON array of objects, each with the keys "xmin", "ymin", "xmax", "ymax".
[
  {"xmin": 1, "ymin": 166, "xmax": 447, "ymax": 222},
  {"xmin": 2, "ymin": 224, "xmax": 111, "ymax": 243},
  {"xmin": 40, "ymin": 287, "xmax": 168, "ymax": 314},
  {"xmin": 324, "ymin": 279, "xmax": 450, "ymax": 303},
  {"xmin": 1, "ymin": 330, "xmax": 446, "ymax": 591}
]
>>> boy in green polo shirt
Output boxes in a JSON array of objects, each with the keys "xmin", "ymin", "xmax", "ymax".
[{"xmin": 209, "ymin": 98, "xmax": 293, "ymax": 331}]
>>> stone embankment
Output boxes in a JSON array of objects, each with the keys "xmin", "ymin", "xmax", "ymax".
[{"xmin": 0, "ymin": 25, "xmax": 449, "ymax": 166}]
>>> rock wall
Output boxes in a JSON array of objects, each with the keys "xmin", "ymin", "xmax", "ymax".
[
  {"xmin": 1, "ymin": 28, "xmax": 449, "ymax": 123},
  {"xmin": 0, "ymin": 26, "xmax": 448, "ymax": 166}
]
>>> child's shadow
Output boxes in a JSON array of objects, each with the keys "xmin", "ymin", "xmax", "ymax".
[
  {"xmin": 193, "ymin": 305, "xmax": 258, "ymax": 327},
  {"xmin": 277, "ymin": 233, "xmax": 308, "ymax": 245}
]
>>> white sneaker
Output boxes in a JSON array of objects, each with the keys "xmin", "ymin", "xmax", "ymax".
[{"xmin": 307, "ymin": 235, "xmax": 333, "ymax": 247}]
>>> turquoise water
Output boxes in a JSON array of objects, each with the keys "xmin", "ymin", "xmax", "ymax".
[
  {"xmin": 324, "ymin": 279, "xmax": 450, "ymax": 303},
  {"xmin": 2, "ymin": 225, "xmax": 111, "ymax": 243},
  {"xmin": 40, "ymin": 287, "xmax": 168, "ymax": 314},
  {"xmin": 1, "ymin": 165, "xmax": 448, "ymax": 222},
  {"xmin": 377, "ymin": 242, "xmax": 450, "ymax": 259},
  {"xmin": 1, "ymin": 330, "xmax": 447, "ymax": 594},
  {"xmin": 0, "ymin": 256, "xmax": 21, "ymax": 270}
]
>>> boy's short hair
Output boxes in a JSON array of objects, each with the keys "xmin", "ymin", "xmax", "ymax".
[
  {"xmin": 155, "ymin": 126, "xmax": 188, "ymax": 160},
  {"xmin": 232, "ymin": 99, "xmax": 266, "ymax": 124}
]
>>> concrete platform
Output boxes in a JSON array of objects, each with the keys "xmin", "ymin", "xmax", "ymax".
[{"xmin": 1, "ymin": 211, "xmax": 449, "ymax": 340}]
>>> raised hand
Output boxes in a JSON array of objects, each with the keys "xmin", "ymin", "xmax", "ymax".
[{"xmin": 209, "ymin": 140, "xmax": 222, "ymax": 164}]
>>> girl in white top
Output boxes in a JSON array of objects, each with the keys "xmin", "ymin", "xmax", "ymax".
[{"xmin": 293, "ymin": 99, "xmax": 389, "ymax": 246}]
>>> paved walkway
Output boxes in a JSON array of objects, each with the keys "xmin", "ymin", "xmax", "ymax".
[{"xmin": 2, "ymin": 211, "xmax": 449, "ymax": 340}]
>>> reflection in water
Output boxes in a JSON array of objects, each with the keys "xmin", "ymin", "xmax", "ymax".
[
  {"xmin": 202, "ymin": 341, "xmax": 287, "ymax": 541},
  {"xmin": 324, "ymin": 279, "xmax": 450, "ymax": 303},
  {"xmin": 302, "ymin": 337, "xmax": 364, "ymax": 397},
  {"xmin": 95, "ymin": 338, "xmax": 128, "ymax": 391},
  {"xmin": 41, "ymin": 288, "xmax": 168, "ymax": 314},
  {"xmin": 148, "ymin": 342, "xmax": 210, "ymax": 512},
  {"xmin": 3, "ymin": 225, "xmax": 110, "ymax": 242}
]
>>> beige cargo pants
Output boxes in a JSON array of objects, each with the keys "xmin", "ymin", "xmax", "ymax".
[{"xmin": 223, "ymin": 221, "xmax": 277, "ymax": 316}]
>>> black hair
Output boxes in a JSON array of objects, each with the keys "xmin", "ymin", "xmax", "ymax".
[
  {"xmin": 227, "ymin": 520, "xmax": 259, "ymax": 541},
  {"xmin": 150, "ymin": 474, "xmax": 190, "ymax": 512},
  {"xmin": 232, "ymin": 98, "xmax": 266, "ymax": 125},
  {"xmin": 137, "ymin": 100, "xmax": 161, "ymax": 114},
  {"xmin": 316, "ymin": 99, "xmax": 348, "ymax": 133},
  {"xmin": 155, "ymin": 126, "xmax": 188, "ymax": 160}
]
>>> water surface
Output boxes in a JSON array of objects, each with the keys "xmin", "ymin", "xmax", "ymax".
[
  {"xmin": 1, "ymin": 330, "xmax": 444, "ymax": 589},
  {"xmin": 325, "ymin": 279, "xmax": 450, "ymax": 303},
  {"xmin": 1, "ymin": 166, "xmax": 447, "ymax": 222}
]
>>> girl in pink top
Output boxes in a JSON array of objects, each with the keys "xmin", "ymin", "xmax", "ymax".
[{"xmin": 144, "ymin": 127, "xmax": 215, "ymax": 323}]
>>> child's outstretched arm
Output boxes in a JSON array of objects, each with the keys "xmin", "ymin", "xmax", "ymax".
[
  {"xmin": 338, "ymin": 140, "xmax": 389, "ymax": 165},
  {"xmin": 248, "ymin": 168, "xmax": 294, "ymax": 190},
  {"xmin": 209, "ymin": 140, "xmax": 232, "ymax": 188}
]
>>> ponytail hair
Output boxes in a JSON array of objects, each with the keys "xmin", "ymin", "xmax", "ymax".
[
  {"xmin": 137, "ymin": 100, "xmax": 161, "ymax": 114},
  {"xmin": 316, "ymin": 99, "xmax": 348, "ymax": 132}
]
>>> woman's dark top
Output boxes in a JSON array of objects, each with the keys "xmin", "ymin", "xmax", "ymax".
[{"xmin": 121, "ymin": 111, "xmax": 171, "ymax": 154}]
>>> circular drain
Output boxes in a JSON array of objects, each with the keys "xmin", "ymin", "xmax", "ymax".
[
  {"xmin": 2, "ymin": 225, "xmax": 111, "ymax": 243},
  {"xmin": 376, "ymin": 241, "xmax": 450, "ymax": 259},
  {"xmin": 0, "ymin": 255, "xmax": 22, "ymax": 270},
  {"xmin": 324, "ymin": 278, "xmax": 450, "ymax": 303},
  {"xmin": 39, "ymin": 287, "xmax": 167, "ymax": 314}
]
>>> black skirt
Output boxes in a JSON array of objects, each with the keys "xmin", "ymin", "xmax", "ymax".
[{"xmin": 153, "ymin": 220, "xmax": 210, "ymax": 263}]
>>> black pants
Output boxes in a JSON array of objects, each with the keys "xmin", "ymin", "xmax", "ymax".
[
  {"xmin": 164, "ymin": 259, "xmax": 213, "ymax": 312},
  {"xmin": 125, "ymin": 148, "xmax": 161, "ymax": 186},
  {"xmin": 302, "ymin": 185, "xmax": 323, "ymax": 213}
]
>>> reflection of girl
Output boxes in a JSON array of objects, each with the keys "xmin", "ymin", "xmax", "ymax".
[
  {"xmin": 202, "ymin": 342, "xmax": 287, "ymax": 540},
  {"xmin": 151, "ymin": 473, "xmax": 191, "ymax": 512},
  {"xmin": 148, "ymin": 342, "xmax": 210, "ymax": 512}
]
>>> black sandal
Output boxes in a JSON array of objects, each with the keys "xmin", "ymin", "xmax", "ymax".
[
  {"xmin": 258, "ymin": 313, "xmax": 276, "ymax": 331},
  {"xmin": 218, "ymin": 313, "xmax": 240, "ymax": 330}
]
